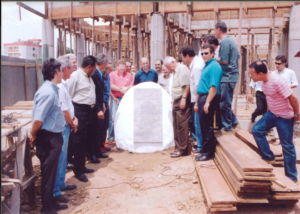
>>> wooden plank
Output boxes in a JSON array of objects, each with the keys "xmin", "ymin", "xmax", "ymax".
[
  {"xmin": 10, "ymin": 129, "xmax": 27, "ymax": 214},
  {"xmin": 216, "ymin": 133, "xmax": 273, "ymax": 172},
  {"xmin": 271, "ymin": 168, "xmax": 300, "ymax": 193},
  {"xmin": 211, "ymin": 204, "xmax": 234, "ymax": 208},
  {"xmin": 244, "ymin": 172, "xmax": 275, "ymax": 177},
  {"xmin": 236, "ymin": 128, "xmax": 283, "ymax": 157},
  {"xmin": 273, "ymin": 195, "xmax": 300, "ymax": 200},
  {"xmin": 195, "ymin": 158, "xmax": 237, "ymax": 204},
  {"xmin": 210, "ymin": 207, "xmax": 237, "ymax": 212},
  {"xmin": 1, "ymin": 118, "xmax": 32, "ymax": 138},
  {"xmin": 16, "ymin": 2, "xmax": 47, "ymax": 19}
]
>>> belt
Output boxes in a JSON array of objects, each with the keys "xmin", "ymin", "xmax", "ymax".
[{"xmin": 73, "ymin": 102, "xmax": 95, "ymax": 109}]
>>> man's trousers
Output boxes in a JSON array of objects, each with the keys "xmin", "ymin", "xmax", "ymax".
[
  {"xmin": 197, "ymin": 94, "xmax": 220, "ymax": 157},
  {"xmin": 172, "ymin": 96, "xmax": 192, "ymax": 153},
  {"xmin": 71, "ymin": 103, "xmax": 94, "ymax": 175},
  {"xmin": 251, "ymin": 91, "xmax": 267, "ymax": 123},
  {"xmin": 36, "ymin": 130, "xmax": 63, "ymax": 213}
]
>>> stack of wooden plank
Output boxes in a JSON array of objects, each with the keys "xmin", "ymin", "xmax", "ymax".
[
  {"xmin": 235, "ymin": 129, "xmax": 285, "ymax": 165},
  {"xmin": 215, "ymin": 133, "xmax": 274, "ymax": 204},
  {"xmin": 192, "ymin": 154, "xmax": 237, "ymax": 212}
]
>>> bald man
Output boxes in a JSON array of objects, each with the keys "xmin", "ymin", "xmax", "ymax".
[{"xmin": 134, "ymin": 57, "xmax": 158, "ymax": 85}]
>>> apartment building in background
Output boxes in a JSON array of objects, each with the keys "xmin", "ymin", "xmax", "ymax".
[{"xmin": 3, "ymin": 39, "xmax": 42, "ymax": 60}]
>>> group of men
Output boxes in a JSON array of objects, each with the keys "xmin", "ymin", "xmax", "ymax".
[{"xmin": 30, "ymin": 19, "xmax": 299, "ymax": 214}]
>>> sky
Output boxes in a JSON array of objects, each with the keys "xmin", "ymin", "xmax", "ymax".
[{"xmin": 1, "ymin": 1, "xmax": 107, "ymax": 56}]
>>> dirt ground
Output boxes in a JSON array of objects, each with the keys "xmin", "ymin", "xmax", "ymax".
[{"xmin": 22, "ymin": 143, "xmax": 300, "ymax": 214}]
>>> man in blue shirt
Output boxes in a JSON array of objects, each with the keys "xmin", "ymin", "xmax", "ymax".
[
  {"xmin": 31, "ymin": 58, "xmax": 67, "ymax": 213},
  {"xmin": 100, "ymin": 61, "xmax": 113, "ymax": 151},
  {"xmin": 134, "ymin": 57, "xmax": 158, "ymax": 85},
  {"xmin": 194, "ymin": 44, "xmax": 222, "ymax": 161},
  {"xmin": 215, "ymin": 21, "xmax": 240, "ymax": 133}
]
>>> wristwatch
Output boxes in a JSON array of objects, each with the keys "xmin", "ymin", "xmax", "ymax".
[{"xmin": 294, "ymin": 114, "xmax": 300, "ymax": 118}]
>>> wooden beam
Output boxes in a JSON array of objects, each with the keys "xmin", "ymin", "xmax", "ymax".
[
  {"xmin": 50, "ymin": 2, "xmax": 154, "ymax": 20},
  {"xmin": 109, "ymin": 20, "xmax": 113, "ymax": 61},
  {"xmin": 137, "ymin": 16, "xmax": 143, "ymax": 61},
  {"xmin": 16, "ymin": 2, "xmax": 47, "ymax": 19},
  {"xmin": 234, "ymin": 2, "xmax": 243, "ymax": 116},
  {"xmin": 271, "ymin": 8, "xmax": 275, "ymax": 71},
  {"xmin": 118, "ymin": 23, "xmax": 122, "ymax": 60},
  {"xmin": 127, "ymin": 27, "xmax": 130, "ymax": 61},
  {"xmin": 158, "ymin": 2, "xmax": 293, "ymax": 13},
  {"xmin": 18, "ymin": 2, "xmax": 21, "ymax": 21},
  {"xmin": 63, "ymin": 30, "xmax": 66, "ymax": 55},
  {"xmin": 251, "ymin": 34, "xmax": 254, "ymax": 62},
  {"xmin": 245, "ymin": 29, "xmax": 250, "ymax": 110},
  {"xmin": 45, "ymin": 2, "xmax": 48, "ymax": 19}
]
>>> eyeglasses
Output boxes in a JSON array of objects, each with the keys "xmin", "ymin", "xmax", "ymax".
[
  {"xmin": 275, "ymin": 62, "xmax": 282, "ymax": 65},
  {"xmin": 201, "ymin": 52, "xmax": 210, "ymax": 56}
]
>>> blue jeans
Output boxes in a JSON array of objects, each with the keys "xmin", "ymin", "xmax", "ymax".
[
  {"xmin": 220, "ymin": 82, "xmax": 238, "ymax": 131},
  {"xmin": 191, "ymin": 101, "xmax": 202, "ymax": 150},
  {"xmin": 107, "ymin": 97, "xmax": 121, "ymax": 141},
  {"xmin": 252, "ymin": 111, "xmax": 297, "ymax": 182},
  {"xmin": 53, "ymin": 125, "xmax": 70, "ymax": 197}
]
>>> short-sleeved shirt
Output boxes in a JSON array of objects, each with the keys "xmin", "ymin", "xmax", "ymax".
[
  {"xmin": 172, "ymin": 63, "xmax": 190, "ymax": 100},
  {"xmin": 197, "ymin": 58, "xmax": 222, "ymax": 95},
  {"xmin": 110, "ymin": 70, "xmax": 133, "ymax": 98},
  {"xmin": 249, "ymin": 79, "xmax": 263, "ymax": 92},
  {"xmin": 274, "ymin": 68, "xmax": 298, "ymax": 87},
  {"xmin": 58, "ymin": 79, "xmax": 75, "ymax": 120},
  {"xmin": 261, "ymin": 72, "xmax": 294, "ymax": 118},
  {"xmin": 219, "ymin": 35, "xmax": 240, "ymax": 83},
  {"xmin": 32, "ymin": 80, "xmax": 65, "ymax": 133},
  {"xmin": 134, "ymin": 68, "xmax": 158, "ymax": 85},
  {"xmin": 99, "ymin": 70, "xmax": 111, "ymax": 103},
  {"xmin": 190, "ymin": 56, "xmax": 205, "ymax": 102},
  {"xmin": 158, "ymin": 73, "xmax": 171, "ymax": 94}
]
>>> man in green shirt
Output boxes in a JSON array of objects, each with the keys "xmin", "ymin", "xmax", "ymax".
[
  {"xmin": 215, "ymin": 21, "xmax": 240, "ymax": 133},
  {"xmin": 194, "ymin": 44, "xmax": 222, "ymax": 161},
  {"xmin": 164, "ymin": 56, "xmax": 191, "ymax": 158}
]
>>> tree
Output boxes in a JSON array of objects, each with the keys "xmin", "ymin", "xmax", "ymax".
[{"xmin": 66, "ymin": 47, "xmax": 74, "ymax": 54}]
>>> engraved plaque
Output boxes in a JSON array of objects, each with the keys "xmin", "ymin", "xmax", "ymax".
[{"xmin": 134, "ymin": 88, "xmax": 163, "ymax": 145}]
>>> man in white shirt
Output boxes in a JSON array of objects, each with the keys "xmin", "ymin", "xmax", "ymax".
[
  {"xmin": 247, "ymin": 62, "xmax": 267, "ymax": 123},
  {"xmin": 53, "ymin": 55, "xmax": 78, "ymax": 204},
  {"xmin": 67, "ymin": 55, "xmax": 97, "ymax": 182},
  {"xmin": 274, "ymin": 55, "xmax": 298, "ymax": 88},
  {"xmin": 180, "ymin": 46, "xmax": 205, "ymax": 153}
]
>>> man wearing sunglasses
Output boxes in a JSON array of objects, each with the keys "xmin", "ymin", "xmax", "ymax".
[
  {"xmin": 194, "ymin": 44, "xmax": 222, "ymax": 161},
  {"xmin": 274, "ymin": 55, "xmax": 298, "ymax": 88},
  {"xmin": 215, "ymin": 21, "xmax": 240, "ymax": 134}
]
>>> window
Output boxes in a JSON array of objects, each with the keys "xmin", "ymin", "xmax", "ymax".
[
  {"xmin": 13, "ymin": 46, "xmax": 18, "ymax": 50},
  {"xmin": 33, "ymin": 54, "xmax": 35, "ymax": 57},
  {"xmin": 33, "ymin": 47, "xmax": 35, "ymax": 51}
]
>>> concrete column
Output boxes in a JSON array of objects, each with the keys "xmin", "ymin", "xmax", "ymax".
[
  {"xmin": 288, "ymin": 4, "xmax": 300, "ymax": 100},
  {"xmin": 77, "ymin": 34, "xmax": 85, "ymax": 69},
  {"xmin": 42, "ymin": 19, "xmax": 54, "ymax": 61},
  {"xmin": 150, "ymin": 13, "xmax": 165, "ymax": 69},
  {"xmin": 96, "ymin": 43, "xmax": 103, "ymax": 55},
  {"xmin": 192, "ymin": 38, "xmax": 200, "ymax": 56}
]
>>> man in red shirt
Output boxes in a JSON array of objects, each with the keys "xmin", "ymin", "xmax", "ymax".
[
  {"xmin": 250, "ymin": 61, "xmax": 300, "ymax": 183},
  {"xmin": 107, "ymin": 60, "xmax": 133, "ymax": 142}
]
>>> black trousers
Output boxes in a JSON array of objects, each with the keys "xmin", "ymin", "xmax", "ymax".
[
  {"xmin": 71, "ymin": 103, "xmax": 94, "ymax": 175},
  {"xmin": 36, "ymin": 130, "xmax": 63, "ymax": 213},
  {"xmin": 100, "ymin": 102, "xmax": 109, "ymax": 147},
  {"xmin": 189, "ymin": 102, "xmax": 196, "ymax": 137},
  {"xmin": 88, "ymin": 107, "xmax": 104, "ymax": 155},
  {"xmin": 197, "ymin": 94, "xmax": 220, "ymax": 157},
  {"xmin": 251, "ymin": 91, "xmax": 267, "ymax": 123}
]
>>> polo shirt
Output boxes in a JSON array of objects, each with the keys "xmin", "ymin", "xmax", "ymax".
[
  {"xmin": 189, "ymin": 56, "xmax": 205, "ymax": 102},
  {"xmin": 134, "ymin": 68, "xmax": 158, "ymax": 85},
  {"xmin": 99, "ymin": 69, "xmax": 111, "ymax": 103},
  {"xmin": 172, "ymin": 63, "xmax": 190, "ymax": 100},
  {"xmin": 261, "ymin": 72, "xmax": 294, "ymax": 118},
  {"xmin": 32, "ymin": 80, "xmax": 65, "ymax": 133},
  {"xmin": 110, "ymin": 70, "xmax": 133, "ymax": 98},
  {"xmin": 219, "ymin": 35, "xmax": 240, "ymax": 83},
  {"xmin": 197, "ymin": 58, "xmax": 222, "ymax": 95},
  {"xmin": 274, "ymin": 68, "xmax": 298, "ymax": 87},
  {"xmin": 67, "ymin": 68, "xmax": 96, "ymax": 105}
]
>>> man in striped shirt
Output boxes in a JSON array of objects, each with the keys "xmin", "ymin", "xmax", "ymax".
[{"xmin": 250, "ymin": 61, "xmax": 300, "ymax": 183}]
